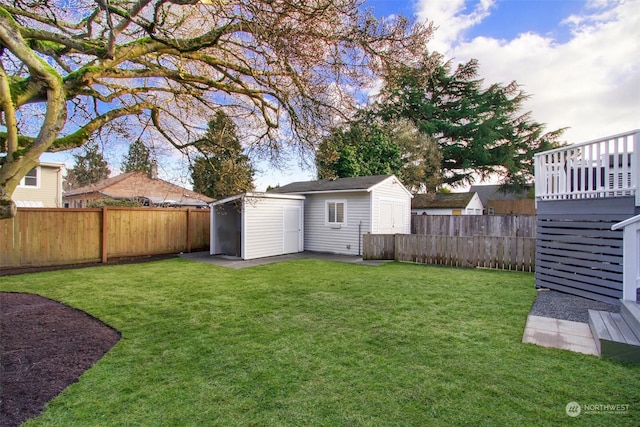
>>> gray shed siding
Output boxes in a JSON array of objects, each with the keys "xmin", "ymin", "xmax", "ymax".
[
  {"xmin": 303, "ymin": 192, "xmax": 371, "ymax": 256},
  {"xmin": 243, "ymin": 196, "xmax": 304, "ymax": 260},
  {"xmin": 536, "ymin": 197, "xmax": 638, "ymax": 304}
]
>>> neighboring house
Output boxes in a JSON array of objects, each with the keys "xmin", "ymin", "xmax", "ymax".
[
  {"xmin": 63, "ymin": 168, "xmax": 213, "ymax": 208},
  {"xmin": 210, "ymin": 174, "xmax": 412, "ymax": 260},
  {"xmin": 411, "ymin": 192, "xmax": 483, "ymax": 215},
  {"xmin": 12, "ymin": 162, "xmax": 65, "ymax": 208},
  {"xmin": 469, "ymin": 184, "xmax": 535, "ymax": 215}
]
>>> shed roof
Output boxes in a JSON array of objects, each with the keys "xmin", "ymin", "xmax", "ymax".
[
  {"xmin": 269, "ymin": 174, "xmax": 407, "ymax": 195},
  {"xmin": 412, "ymin": 192, "xmax": 476, "ymax": 209},
  {"xmin": 64, "ymin": 171, "xmax": 214, "ymax": 207},
  {"xmin": 469, "ymin": 184, "xmax": 532, "ymax": 206},
  {"xmin": 210, "ymin": 192, "xmax": 305, "ymax": 207}
]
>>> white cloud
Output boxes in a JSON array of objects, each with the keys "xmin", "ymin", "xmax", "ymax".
[
  {"xmin": 416, "ymin": 0, "xmax": 640, "ymax": 144},
  {"xmin": 415, "ymin": 0, "xmax": 496, "ymax": 53}
]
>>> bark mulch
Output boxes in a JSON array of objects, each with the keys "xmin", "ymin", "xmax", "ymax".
[{"xmin": 0, "ymin": 292, "xmax": 121, "ymax": 427}]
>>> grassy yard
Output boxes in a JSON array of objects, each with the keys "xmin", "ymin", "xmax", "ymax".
[{"xmin": 1, "ymin": 258, "xmax": 639, "ymax": 426}]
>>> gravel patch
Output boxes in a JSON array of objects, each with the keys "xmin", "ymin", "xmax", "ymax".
[{"xmin": 530, "ymin": 289, "xmax": 619, "ymax": 323}]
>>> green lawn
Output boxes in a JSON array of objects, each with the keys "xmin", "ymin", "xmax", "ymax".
[{"xmin": 1, "ymin": 258, "xmax": 639, "ymax": 426}]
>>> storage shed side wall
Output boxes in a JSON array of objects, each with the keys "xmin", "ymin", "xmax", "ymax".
[
  {"xmin": 244, "ymin": 196, "xmax": 304, "ymax": 260},
  {"xmin": 303, "ymin": 192, "xmax": 370, "ymax": 255}
]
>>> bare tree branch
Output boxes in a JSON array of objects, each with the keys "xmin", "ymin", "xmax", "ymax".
[{"xmin": 0, "ymin": 0, "xmax": 432, "ymax": 218}]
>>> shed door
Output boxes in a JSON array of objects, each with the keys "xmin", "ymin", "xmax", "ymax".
[
  {"xmin": 379, "ymin": 200, "xmax": 406, "ymax": 234},
  {"xmin": 283, "ymin": 207, "xmax": 302, "ymax": 254}
]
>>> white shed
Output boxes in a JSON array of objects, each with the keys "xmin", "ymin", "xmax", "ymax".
[
  {"xmin": 271, "ymin": 174, "xmax": 412, "ymax": 256},
  {"xmin": 210, "ymin": 193, "xmax": 305, "ymax": 260}
]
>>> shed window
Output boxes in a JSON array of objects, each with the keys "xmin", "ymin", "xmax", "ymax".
[
  {"xmin": 326, "ymin": 200, "xmax": 346, "ymax": 225},
  {"xmin": 20, "ymin": 168, "xmax": 39, "ymax": 188}
]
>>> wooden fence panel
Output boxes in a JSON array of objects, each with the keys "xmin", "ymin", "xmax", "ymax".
[
  {"xmin": 1, "ymin": 208, "xmax": 102, "ymax": 267},
  {"xmin": 363, "ymin": 234, "xmax": 535, "ymax": 272},
  {"xmin": 107, "ymin": 208, "xmax": 189, "ymax": 257},
  {"xmin": 363, "ymin": 234, "xmax": 395, "ymax": 260},
  {"xmin": 1, "ymin": 207, "xmax": 210, "ymax": 269},
  {"xmin": 411, "ymin": 214, "xmax": 536, "ymax": 238},
  {"xmin": 188, "ymin": 210, "xmax": 211, "ymax": 251}
]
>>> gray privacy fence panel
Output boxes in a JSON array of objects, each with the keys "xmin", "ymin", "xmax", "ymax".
[
  {"xmin": 411, "ymin": 214, "xmax": 536, "ymax": 238},
  {"xmin": 363, "ymin": 234, "xmax": 535, "ymax": 272},
  {"xmin": 535, "ymin": 198, "xmax": 636, "ymax": 305}
]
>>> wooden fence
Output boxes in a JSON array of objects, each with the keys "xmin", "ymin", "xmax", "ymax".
[
  {"xmin": 1, "ymin": 207, "xmax": 210, "ymax": 269},
  {"xmin": 411, "ymin": 214, "xmax": 536, "ymax": 238},
  {"xmin": 364, "ymin": 234, "xmax": 535, "ymax": 272}
]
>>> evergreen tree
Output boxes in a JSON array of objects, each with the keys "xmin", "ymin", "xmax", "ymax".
[
  {"xmin": 375, "ymin": 53, "xmax": 565, "ymax": 188},
  {"xmin": 316, "ymin": 117, "xmax": 441, "ymax": 192},
  {"xmin": 64, "ymin": 144, "xmax": 111, "ymax": 190},
  {"xmin": 122, "ymin": 140, "xmax": 152, "ymax": 174},
  {"xmin": 190, "ymin": 112, "xmax": 255, "ymax": 199}
]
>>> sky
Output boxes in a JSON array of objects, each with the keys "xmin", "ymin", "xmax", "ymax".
[
  {"xmin": 43, "ymin": 0, "xmax": 639, "ymax": 191},
  {"xmin": 256, "ymin": 0, "xmax": 639, "ymax": 190}
]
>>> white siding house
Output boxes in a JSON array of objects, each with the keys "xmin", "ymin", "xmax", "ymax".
[
  {"xmin": 211, "ymin": 175, "xmax": 412, "ymax": 260},
  {"xmin": 12, "ymin": 162, "xmax": 64, "ymax": 207},
  {"xmin": 210, "ymin": 193, "xmax": 305, "ymax": 260},
  {"xmin": 411, "ymin": 192, "xmax": 483, "ymax": 215}
]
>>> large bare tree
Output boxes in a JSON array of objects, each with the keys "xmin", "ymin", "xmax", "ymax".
[{"xmin": 0, "ymin": 0, "xmax": 431, "ymax": 218}]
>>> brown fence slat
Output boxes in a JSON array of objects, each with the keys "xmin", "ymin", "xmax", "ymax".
[
  {"xmin": 411, "ymin": 214, "xmax": 536, "ymax": 238},
  {"xmin": 1, "ymin": 207, "xmax": 210, "ymax": 269},
  {"xmin": 363, "ymin": 234, "xmax": 535, "ymax": 272}
]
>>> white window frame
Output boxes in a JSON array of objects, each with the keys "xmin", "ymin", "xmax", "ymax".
[
  {"xmin": 326, "ymin": 199, "xmax": 346, "ymax": 227},
  {"xmin": 18, "ymin": 167, "xmax": 40, "ymax": 188}
]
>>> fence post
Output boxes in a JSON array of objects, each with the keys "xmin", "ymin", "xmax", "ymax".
[
  {"xmin": 101, "ymin": 206, "xmax": 109, "ymax": 264},
  {"xmin": 186, "ymin": 208, "xmax": 192, "ymax": 253}
]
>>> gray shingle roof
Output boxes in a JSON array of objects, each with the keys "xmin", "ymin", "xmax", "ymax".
[
  {"xmin": 469, "ymin": 184, "xmax": 532, "ymax": 206},
  {"xmin": 269, "ymin": 175, "xmax": 394, "ymax": 194},
  {"xmin": 412, "ymin": 192, "xmax": 476, "ymax": 209}
]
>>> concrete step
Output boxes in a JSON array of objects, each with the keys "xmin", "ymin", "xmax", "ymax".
[
  {"xmin": 620, "ymin": 300, "xmax": 640, "ymax": 333},
  {"xmin": 588, "ymin": 309, "xmax": 640, "ymax": 364}
]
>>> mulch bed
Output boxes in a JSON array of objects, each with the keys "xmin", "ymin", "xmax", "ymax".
[{"xmin": 0, "ymin": 292, "xmax": 121, "ymax": 427}]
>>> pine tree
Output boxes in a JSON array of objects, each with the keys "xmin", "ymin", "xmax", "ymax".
[
  {"xmin": 190, "ymin": 112, "xmax": 255, "ymax": 199},
  {"xmin": 122, "ymin": 140, "xmax": 152, "ymax": 174},
  {"xmin": 375, "ymin": 53, "xmax": 565, "ymax": 188},
  {"xmin": 64, "ymin": 144, "xmax": 110, "ymax": 190}
]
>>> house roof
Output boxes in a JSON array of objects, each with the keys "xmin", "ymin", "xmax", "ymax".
[
  {"xmin": 469, "ymin": 184, "xmax": 532, "ymax": 206},
  {"xmin": 210, "ymin": 192, "xmax": 305, "ymax": 207},
  {"xmin": 39, "ymin": 162, "xmax": 65, "ymax": 170},
  {"xmin": 412, "ymin": 192, "xmax": 476, "ymax": 209},
  {"xmin": 64, "ymin": 171, "xmax": 214, "ymax": 206},
  {"xmin": 269, "ymin": 174, "xmax": 409, "ymax": 195}
]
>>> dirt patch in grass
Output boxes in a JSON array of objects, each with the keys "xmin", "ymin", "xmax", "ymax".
[{"xmin": 0, "ymin": 292, "xmax": 121, "ymax": 427}]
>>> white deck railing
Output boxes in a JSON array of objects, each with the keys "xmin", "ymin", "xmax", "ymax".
[{"xmin": 535, "ymin": 130, "xmax": 640, "ymax": 205}]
